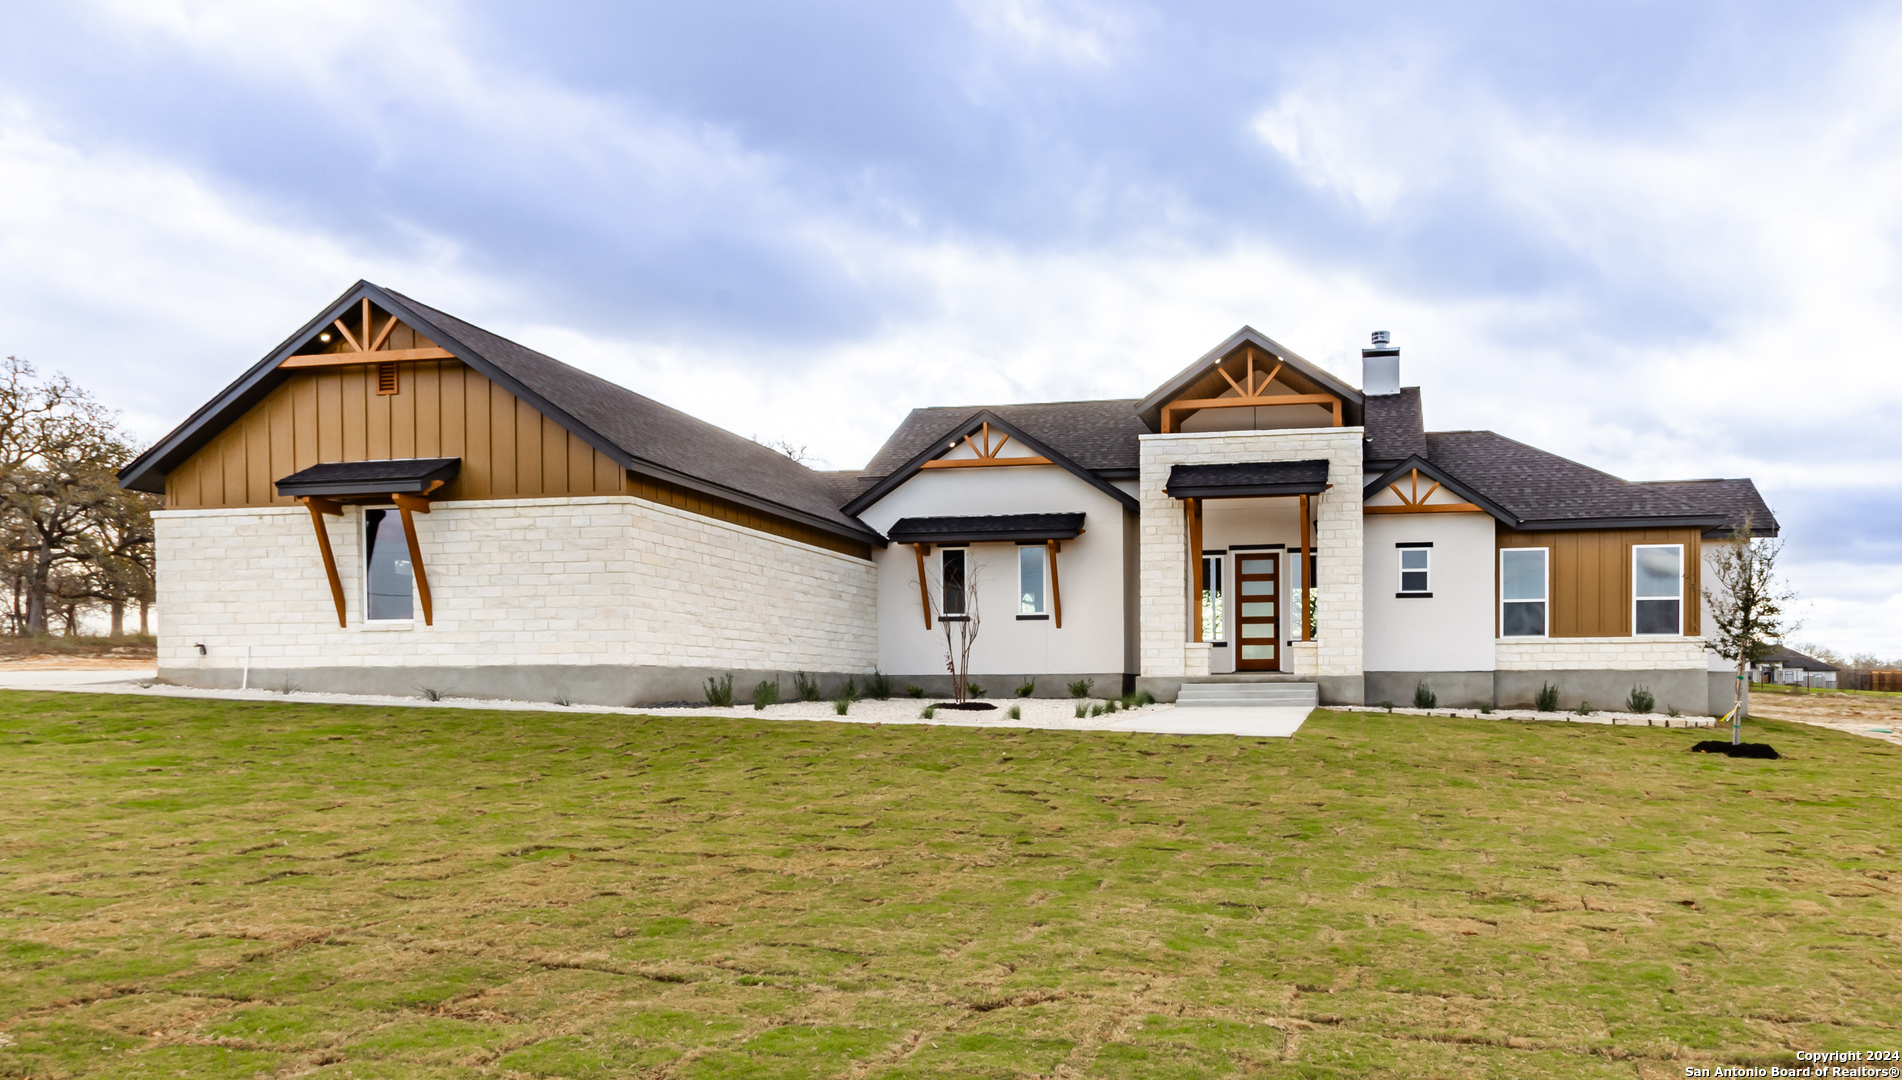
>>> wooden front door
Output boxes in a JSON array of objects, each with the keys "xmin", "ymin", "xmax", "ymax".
[{"xmin": 1235, "ymin": 552, "xmax": 1280, "ymax": 671}]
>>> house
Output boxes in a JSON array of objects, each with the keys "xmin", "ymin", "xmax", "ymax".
[
  {"xmin": 119, "ymin": 282, "xmax": 1777, "ymax": 715},
  {"xmin": 1752, "ymin": 646, "xmax": 1837, "ymax": 689}
]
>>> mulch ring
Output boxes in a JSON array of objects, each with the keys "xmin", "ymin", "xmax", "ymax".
[{"xmin": 1691, "ymin": 740, "xmax": 1781, "ymax": 759}]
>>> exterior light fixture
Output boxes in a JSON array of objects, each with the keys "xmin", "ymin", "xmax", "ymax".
[{"xmin": 319, "ymin": 332, "xmax": 332, "ymax": 342}]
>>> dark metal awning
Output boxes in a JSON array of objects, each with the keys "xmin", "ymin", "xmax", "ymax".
[
  {"xmin": 1165, "ymin": 459, "xmax": 1329, "ymax": 499},
  {"xmin": 275, "ymin": 457, "xmax": 461, "ymax": 498},
  {"xmin": 886, "ymin": 513, "xmax": 1086, "ymax": 545}
]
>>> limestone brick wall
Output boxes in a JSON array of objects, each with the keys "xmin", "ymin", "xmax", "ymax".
[
  {"xmin": 153, "ymin": 496, "xmax": 877, "ymax": 674},
  {"xmin": 1138, "ymin": 429, "xmax": 1363, "ymax": 677},
  {"xmin": 1495, "ymin": 637, "xmax": 1707, "ymax": 671}
]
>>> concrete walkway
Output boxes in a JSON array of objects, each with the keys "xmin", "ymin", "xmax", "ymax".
[{"xmin": 0, "ymin": 668, "xmax": 1314, "ymax": 738}]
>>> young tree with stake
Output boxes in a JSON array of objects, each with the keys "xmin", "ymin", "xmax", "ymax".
[
  {"xmin": 1703, "ymin": 513, "xmax": 1797, "ymax": 745},
  {"xmin": 918, "ymin": 550, "xmax": 981, "ymax": 705}
]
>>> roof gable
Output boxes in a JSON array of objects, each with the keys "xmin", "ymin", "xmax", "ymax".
[
  {"xmin": 1135, "ymin": 326, "xmax": 1364, "ymax": 431},
  {"xmin": 843, "ymin": 409, "xmax": 1139, "ymax": 518}
]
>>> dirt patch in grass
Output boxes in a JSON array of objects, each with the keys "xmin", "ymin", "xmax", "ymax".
[
  {"xmin": 0, "ymin": 693, "xmax": 1894, "ymax": 1077},
  {"xmin": 0, "ymin": 635, "xmax": 155, "ymax": 668},
  {"xmin": 1748, "ymin": 689, "xmax": 1902, "ymax": 747}
]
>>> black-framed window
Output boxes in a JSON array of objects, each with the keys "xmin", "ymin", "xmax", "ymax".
[
  {"xmin": 363, "ymin": 508, "xmax": 415, "ymax": 622},
  {"xmin": 1398, "ymin": 547, "xmax": 1430, "ymax": 594},
  {"xmin": 941, "ymin": 548, "xmax": 967, "ymax": 617},
  {"xmin": 1201, "ymin": 553, "xmax": 1224, "ymax": 641}
]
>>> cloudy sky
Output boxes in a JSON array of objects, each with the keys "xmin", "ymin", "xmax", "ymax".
[{"xmin": 2, "ymin": 1, "xmax": 1898, "ymax": 654}]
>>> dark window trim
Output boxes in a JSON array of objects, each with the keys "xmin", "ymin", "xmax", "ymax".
[
  {"xmin": 1396, "ymin": 592, "xmax": 1435, "ymax": 598},
  {"xmin": 1230, "ymin": 543, "xmax": 1285, "ymax": 550},
  {"xmin": 1395, "ymin": 541, "xmax": 1433, "ymax": 548},
  {"xmin": 941, "ymin": 614, "xmax": 970, "ymax": 622},
  {"xmin": 1016, "ymin": 614, "xmax": 1050, "ymax": 621}
]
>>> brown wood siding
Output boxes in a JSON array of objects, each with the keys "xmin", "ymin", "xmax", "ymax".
[
  {"xmin": 1497, "ymin": 525, "xmax": 1703, "ymax": 637},
  {"xmin": 164, "ymin": 359, "xmax": 628, "ymax": 507},
  {"xmin": 625, "ymin": 473, "xmax": 871, "ymax": 560}
]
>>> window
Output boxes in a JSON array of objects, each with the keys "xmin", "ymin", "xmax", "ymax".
[
  {"xmin": 1019, "ymin": 545, "xmax": 1046, "ymax": 616},
  {"xmin": 363, "ymin": 508, "xmax": 415, "ymax": 621},
  {"xmin": 1397, "ymin": 545, "xmax": 1430, "ymax": 595},
  {"xmin": 1632, "ymin": 544, "xmax": 1683, "ymax": 635},
  {"xmin": 941, "ymin": 548, "xmax": 966, "ymax": 617},
  {"xmin": 1201, "ymin": 553, "xmax": 1224, "ymax": 641},
  {"xmin": 1500, "ymin": 548, "xmax": 1547, "ymax": 637}
]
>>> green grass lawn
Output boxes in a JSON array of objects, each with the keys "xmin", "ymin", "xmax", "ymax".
[{"xmin": 0, "ymin": 693, "xmax": 1896, "ymax": 1079}]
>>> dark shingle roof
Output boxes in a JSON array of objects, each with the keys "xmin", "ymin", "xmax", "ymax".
[
  {"xmin": 860, "ymin": 400, "xmax": 1147, "ymax": 480},
  {"xmin": 1423, "ymin": 431, "xmax": 1723, "ymax": 528},
  {"xmin": 1364, "ymin": 388, "xmax": 1427, "ymax": 462},
  {"xmin": 384, "ymin": 290, "xmax": 874, "ymax": 538},
  {"xmin": 886, "ymin": 513, "xmax": 1087, "ymax": 544},
  {"xmin": 1765, "ymin": 645, "xmax": 1836, "ymax": 671},
  {"xmin": 1637, "ymin": 479, "xmax": 1778, "ymax": 537},
  {"xmin": 275, "ymin": 457, "xmax": 460, "ymax": 497},
  {"xmin": 1166, "ymin": 460, "xmax": 1329, "ymax": 498}
]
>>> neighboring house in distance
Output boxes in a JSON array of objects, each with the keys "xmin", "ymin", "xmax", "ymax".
[
  {"xmin": 1753, "ymin": 646, "xmax": 1838, "ymax": 689},
  {"xmin": 120, "ymin": 282, "xmax": 1778, "ymax": 715}
]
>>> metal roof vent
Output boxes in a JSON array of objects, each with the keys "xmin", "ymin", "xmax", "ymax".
[{"xmin": 1371, "ymin": 330, "xmax": 1391, "ymax": 347}]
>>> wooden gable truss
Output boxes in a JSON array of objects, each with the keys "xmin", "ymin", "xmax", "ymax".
[
  {"xmin": 1159, "ymin": 342, "xmax": 1346, "ymax": 433},
  {"xmin": 917, "ymin": 421, "xmax": 1052, "ymax": 470},
  {"xmin": 1363, "ymin": 467, "xmax": 1485, "ymax": 515}
]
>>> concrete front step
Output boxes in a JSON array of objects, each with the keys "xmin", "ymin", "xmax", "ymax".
[{"xmin": 1177, "ymin": 681, "xmax": 1319, "ymax": 707}]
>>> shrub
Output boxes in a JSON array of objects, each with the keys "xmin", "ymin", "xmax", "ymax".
[
  {"xmin": 920, "ymin": 704, "xmax": 937, "ymax": 719},
  {"xmin": 417, "ymin": 686, "xmax": 443, "ymax": 702},
  {"xmin": 1105, "ymin": 700, "xmax": 1119, "ymax": 714},
  {"xmin": 905, "ymin": 685, "xmax": 925, "ymax": 698},
  {"xmin": 1089, "ymin": 703, "xmax": 1104, "ymax": 718},
  {"xmin": 1575, "ymin": 701, "xmax": 1594, "ymax": 716},
  {"xmin": 868, "ymin": 670, "xmax": 892, "ymax": 700},
  {"xmin": 1134, "ymin": 690, "xmax": 1154, "ymax": 707},
  {"xmin": 1075, "ymin": 703, "xmax": 1088, "ymax": 718},
  {"xmin": 1068, "ymin": 679, "xmax": 1094, "ymax": 699},
  {"xmin": 1380, "ymin": 700, "xmax": 1394, "ymax": 713},
  {"xmin": 1479, "ymin": 705, "xmax": 1493, "ymax": 715},
  {"xmin": 704, "ymin": 673, "xmax": 735, "ymax": 707},
  {"xmin": 833, "ymin": 697, "xmax": 851, "ymax": 715},
  {"xmin": 1413, "ymin": 682, "xmax": 1438, "ymax": 709},
  {"xmin": 1535, "ymin": 682, "xmax": 1561, "ymax": 712},
  {"xmin": 1668, "ymin": 705, "xmax": 1681, "ymax": 718},
  {"xmin": 842, "ymin": 677, "xmax": 861, "ymax": 702},
  {"xmin": 1015, "ymin": 679, "xmax": 1036, "ymax": 698},
  {"xmin": 752, "ymin": 679, "xmax": 781, "ymax": 711},
  {"xmin": 793, "ymin": 672, "xmax": 820, "ymax": 701},
  {"xmin": 1626, "ymin": 685, "xmax": 1656, "ymax": 714},
  {"xmin": 1008, "ymin": 705, "xmax": 1021, "ymax": 720},
  {"xmin": 968, "ymin": 683, "xmax": 987, "ymax": 698}
]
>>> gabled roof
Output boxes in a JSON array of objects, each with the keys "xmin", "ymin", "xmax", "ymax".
[
  {"xmin": 1363, "ymin": 388, "xmax": 1428, "ymax": 462},
  {"xmin": 859, "ymin": 400, "xmax": 1147, "ymax": 481},
  {"xmin": 1134, "ymin": 326, "xmax": 1364, "ymax": 431},
  {"xmin": 1638, "ymin": 478, "xmax": 1779, "ymax": 538},
  {"xmin": 1361, "ymin": 455, "xmax": 1517, "ymax": 525},
  {"xmin": 1423, "ymin": 431, "xmax": 1726, "ymax": 531},
  {"xmin": 845, "ymin": 409, "xmax": 1139, "ymax": 517},
  {"xmin": 1763, "ymin": 645, "xmax": 1836, "ymax": 671},
  {"xmin": 118, "ymin": 281, "xmax": 881, "ymax": 545}
]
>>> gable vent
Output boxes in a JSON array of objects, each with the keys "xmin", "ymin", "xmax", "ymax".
[{"xmin": 376, "ymin": 362, "xmax": 399, "ymax": 396}]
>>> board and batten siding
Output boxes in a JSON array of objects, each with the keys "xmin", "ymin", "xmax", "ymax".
[
  {"xmin": 1496, "ymin": 526, "xmax": 1703, "ymax": 637},
  {"xmin": 165, "ymin": 359, "xmax": 626, "ymax": 508}
]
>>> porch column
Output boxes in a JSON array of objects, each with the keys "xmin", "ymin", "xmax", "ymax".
[{"xmin": 1186, "ymin": 497, "xmax": 1204, "ymax": 643}]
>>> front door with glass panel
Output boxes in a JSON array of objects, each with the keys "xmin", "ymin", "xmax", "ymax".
[{"xmin": 1235, "ymin": 552, "xmax": 1279, "ymax": 670}]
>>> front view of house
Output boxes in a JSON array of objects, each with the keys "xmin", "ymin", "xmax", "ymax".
[{"xmin": 121, "ymin": 282, "xmax": 1774, "ymax": 715}]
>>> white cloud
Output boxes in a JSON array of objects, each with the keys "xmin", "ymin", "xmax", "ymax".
[{"xmin": 957, "ymin": 0, "xmax": 1132, "ymax": 67}]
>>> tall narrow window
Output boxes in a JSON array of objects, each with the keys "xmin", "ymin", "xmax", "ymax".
[
  {"xmin": 941, "ymin": 548, "xmax": 967, "ymax": 618},
  {"xmin": 1398, "ymin": 546, "xmax": 1430, "ymax": 595},
  {"xmin": 1500, "ymin": 548, "xmax": 1547, "ymax": 637},
  {"xmin": 364, "ymin": 508, "xmax": 415, "ymax": 621},
  {"xmin": 1201, "ymin": 554, "xmax": 1224, "ymax": 641},
  {"xmin": 1019, "ymin": 545, "xmax": 1045, "ymax": 615},
  {"xmin": 1632, "ymin": 544, "xmax": 1683, "ymax": 635}
]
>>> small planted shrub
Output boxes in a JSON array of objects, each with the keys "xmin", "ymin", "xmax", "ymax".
[
  {"xmin": 704, "ymin": 672, "xmax": 735, "ymax": 707},
  {"xmin": 1380, "ymin": 700, "xmax": 1394, "ymax": 713},
  {"xmin": 1413, "ymin": 681, "xmax": 1438, "ymax": 710},
  {"xmin": 1008, "ymin": 704, "xmax": 1021, "ymax": 720},
  {"xmin": 1535, "ymin": 682, "xmax": 1561, "ymax": 712},
  {"xmin": 417, "ymin": 686, "xmax": 443, "ymax": 702},
  {"xmin": 1575, "ymin": 701, "xmax": 1594, "ymax": 716},
  {"xmin": 1074, "ymin": 703, "xmax": 1088, "ymax": 719},
  {"xmin": 1626, "ymin": 685, "xmax": 1656, "ymax": 714},
  {"xmin": 1479, "ymin": 705, "xmax": 1493, "ymax": 715},
  {"xmin": 1134, "ymin": 690, "xmax": 1154, "ymax": 707},
  {"xmin": 842, "ymin": 677, "xmax": 861, "ymax": 702},
  {"xmin": 793, "ymin": 672, "xmax": 821, "ymax": 702},
  {"xmin": 1068, "ymin": 679, "xmax": 1094, "ymax": 699},
  {"xmin": 833, "ymin": 697, "xmax": 851, "ymax": 715},
  {"xmin": 868, "ymin": 670, "xmax": 892, "ymax": 700},
  {"xmin": 920, "ymin": 704, "xmax": 937, "ymax": 719},
  {"xmin": 968, "ymin": 683, "xmax": 987, "ymax": 698},
  {"xmin": 905, "ymin": 685, "xmax": 925, "ymax": 698},
  {"xmin": 1015, "ymin": 679, "xmax": 1036, "ymax": 698},
  {"xmin": 1668, "ymin": 705, "xmax": 1682, "ymax": 718},
  {"xmin": 752, "ymin": 679, "xmax": 781, "ymax": 711},
  {"xmin": 1089, "ymin": 703, "xmax": 1105, "ymax": 718},
  {"xmin": 1105, "ymin": 700, "xmax": 1120, "ymax": 715}
]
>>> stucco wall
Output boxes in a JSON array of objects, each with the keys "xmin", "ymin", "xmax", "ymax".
[
  {"xmin": 154, "ymin": 496, "xmax": 878, "ymax": 696},
  {"xmin": 1138, "ymin": 428, "xmax": 1364, "ymax": 684},
  {"xmin": 1362, "ymin": 512, "xmax": 1497, "ymax": 672},
  {"xmin": 853, "ymin": 465, "xmax": 1132, "ymax": 679}
]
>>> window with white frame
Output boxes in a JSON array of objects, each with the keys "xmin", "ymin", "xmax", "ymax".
[
  {"xmin": 941, "ymin": 548, "xmax": 967, "ymax": 618},
  {"xmin": 1397, "ymin": 544, "xmax": 1430, "ymax": 595},
  {"xmin": 1500, "ymin": 547, "xmax": 1547, "ymax": 637},
  {"xmin": 1018, "ymin": 545, "xmax": 1046, "ymax": 616},
  {"xmin": 363, "ymin": 508, "xmax": 415, "ymax": 622},
  {"xmin": 1632, "ymin": 544, "xmax": 1683, "ymax": 635},
  {"xmin": 1201, "ymin": 553, "xmax": 1224, "ymax": 641}
]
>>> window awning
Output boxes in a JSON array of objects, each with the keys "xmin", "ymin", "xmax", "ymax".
[
  {"xmin": 275, "ymin": 457, "xmax": 461, "ymax": 499},
  {"xmin": 1165, "ymin": 460, "xmax": 1328, "ymax": 499},
  {"xmin": 886, "ymin": 513, "xmax": 1085, "ymax": 545}
]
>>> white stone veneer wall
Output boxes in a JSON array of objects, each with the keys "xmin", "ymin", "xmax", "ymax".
[
  {"xmin": 1495, "ymin": 637, "xmax": 1707, "ymax": 670},
  {"xmin": 1138, "ymin": 429, "xmax": 1363, "ymax": 678},
  {"xmin": 154, "ymin": 496, "xmax": 877, "ymax": 674}
]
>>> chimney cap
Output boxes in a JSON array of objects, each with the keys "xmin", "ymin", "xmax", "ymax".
[{"xmin": 1370, "ymin": 330, "xmax": 1391, "ymax": 347}]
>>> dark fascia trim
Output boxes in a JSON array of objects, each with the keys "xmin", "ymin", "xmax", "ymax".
[
  {"xmin": 1094, "ymin": 467, "xmax": 1140, "ymax": 481},
  {"xmin": 1167, "ymin": 481, "xmax": 1325, "ymax": 499},
  {"xmin": 1511, "ymin": 515, "xmax": 1728, "ymax": 533},
  {"xmin": 1701, "ymin": 523, "xmax": 1780, "ymax": 539},
  {"xmin": 118, "ymin": 281, "xmax": 883, "ymax": 547},
  {"xmin": 843, "ymin": 409, "xmax": 1139, "ymax": 516},
  {"xmin": 1361, "ymin": 455, "xmax": 1518, "ymax": 526}
]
